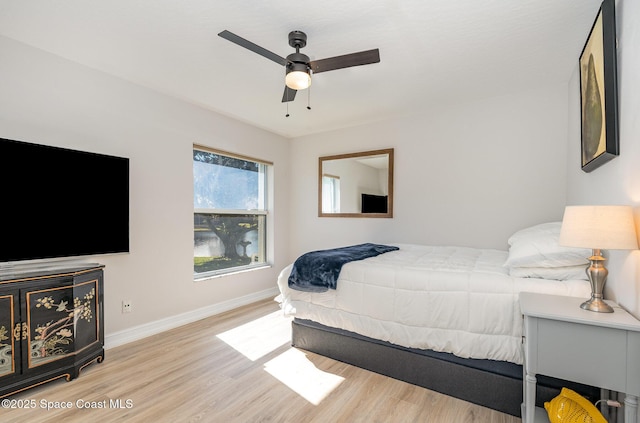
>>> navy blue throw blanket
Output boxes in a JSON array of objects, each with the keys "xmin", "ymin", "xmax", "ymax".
[{"xmin": 288, "ymin": 243, "xmax": 399, "ymax": 292}]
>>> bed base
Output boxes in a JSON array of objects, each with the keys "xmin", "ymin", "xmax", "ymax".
[{"xmin": 292, "ymin": 318, "xmax": 598, "ymax": 417}]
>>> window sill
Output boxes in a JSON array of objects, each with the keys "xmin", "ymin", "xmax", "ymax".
[{"xmin": 193, "ymin": 263, "xmax": 272, "ymax": 282}]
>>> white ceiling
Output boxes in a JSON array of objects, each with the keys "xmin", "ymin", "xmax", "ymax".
[{"xmin": 0, "ymin": 0, "xmax": 603, "ymax": 138}]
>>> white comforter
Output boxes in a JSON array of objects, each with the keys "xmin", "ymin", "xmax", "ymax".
[{"xmin": 276, "ymin": 244, "xmax": 591, "ymax": 364}]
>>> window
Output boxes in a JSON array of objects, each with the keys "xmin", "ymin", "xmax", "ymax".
[
  {"xmin": 193, "ymin": 146, "xmax": 270, "ymax": 278},
  {"xmin": 321, "ymin": 174, "xmax": 340, "ymax": 213}
]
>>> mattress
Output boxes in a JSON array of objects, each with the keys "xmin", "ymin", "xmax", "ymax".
[{"xmin": 276, "ymin": 244, "xmax": 591, "ymax": 364}]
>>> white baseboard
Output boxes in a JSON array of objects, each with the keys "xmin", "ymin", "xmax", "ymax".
[{"xmin": 104, "ymin": 287, "xmax": 280, "ymax": 349}]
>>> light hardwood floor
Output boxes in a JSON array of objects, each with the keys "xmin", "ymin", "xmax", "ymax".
[{"xmin": 3, "ymin": 298, "xmax": 521, "ymax": 423}]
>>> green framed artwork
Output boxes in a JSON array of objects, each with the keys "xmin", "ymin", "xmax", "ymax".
[{"xmin": 579, "ymin": 0, "xmax": 619, "ymax": 173}]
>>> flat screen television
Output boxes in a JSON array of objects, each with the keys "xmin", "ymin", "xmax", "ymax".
[
  {"xmin": 361, "ymin": 193, "xmax": 388, "ymax": 214},
  {"xmin": 0, "ymin": 137, "xmax": 130, "ymax": 263}
]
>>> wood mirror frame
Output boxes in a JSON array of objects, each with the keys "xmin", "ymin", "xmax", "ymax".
[{"xmin": 318, "ymin": 148, "xmax": 394, "ymax": 218}]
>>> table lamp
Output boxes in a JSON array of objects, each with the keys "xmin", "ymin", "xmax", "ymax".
[{"xmin": 559, "ymin": 205, "xmax": 638, "ymax": 313}]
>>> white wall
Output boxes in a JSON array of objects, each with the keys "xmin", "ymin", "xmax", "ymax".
[
  {"xmin": 566, "ymin": 0, "xmax": 640, "ymax": 319},
  {"xmin": 289, "ymin": 85, "xmax": 571, "ymax": 258},
  {"xmin": 0, "ymin": 36, "xmax": 290, "ymax": 339}
]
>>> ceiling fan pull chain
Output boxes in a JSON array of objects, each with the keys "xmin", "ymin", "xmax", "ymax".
[
  {"xmin": 285, "ymin": 101, "xmax": 290, "ymax": 117},
  {"xmin": 307, "ymin": 87, "xmax": 311, "ymax": 110}
]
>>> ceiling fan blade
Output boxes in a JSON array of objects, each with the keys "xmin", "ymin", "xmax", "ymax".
[
  {"xmin": 218, "ymin": 30, "xmax": 288, "ymax": 66},
  {"xmin": 282, "ymin": 86, "xmax": 297, "ymax": 103},
  {"xmin": 310, "ymin": 49, "xmax": 380, "ymax": 74}
]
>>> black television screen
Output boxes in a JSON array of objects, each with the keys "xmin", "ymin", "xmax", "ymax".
[
  {"xmin": 361, "ymin": 193, "xmax": 388, "ymax": 213},
  {"xmin": 0, "ymin": 137, "xmax": 129, "ymax": 262}
]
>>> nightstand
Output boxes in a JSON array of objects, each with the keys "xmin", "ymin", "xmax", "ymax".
[{"xmin": 519, "ymin": 292, "xmax": 640, "ymax": 423}]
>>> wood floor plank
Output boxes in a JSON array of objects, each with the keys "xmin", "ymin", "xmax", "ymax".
[{"xmin": 2, "ymin": 298, "xmax": 521, "ymax": 422}]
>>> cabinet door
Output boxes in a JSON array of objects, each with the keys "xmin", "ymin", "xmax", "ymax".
[
  {"xmin": 25, "ymin": 283, "xmax": 76, "ymax": 369},
  {"xmin": 71, "ymin": 277, "xmax": 100, "ymax": 353},
  {"xmin": 0, "ymin": 290, "xmax": 21, "ymax": 380},
  {"xmin": 24, "ymin": 274, "xmax": 101, "ymax": 371}
]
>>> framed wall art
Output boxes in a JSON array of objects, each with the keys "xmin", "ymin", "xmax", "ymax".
[{"xmin": 579, "ymin": 0, "xmax": 619, "ymax": 173}]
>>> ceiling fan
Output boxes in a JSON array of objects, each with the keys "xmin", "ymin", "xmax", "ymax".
[{"xmin": 218, "ymin": 30, "xmax": 380, "ymax": 103}]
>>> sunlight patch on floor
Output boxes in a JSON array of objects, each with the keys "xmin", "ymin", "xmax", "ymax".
[
  {"xmin": 216, "ymin": 310, "xmax": 292, "ymax": 361},
  {"xmin": 264, "ymin": 348, "xmax": 345, "ymax": 405}
]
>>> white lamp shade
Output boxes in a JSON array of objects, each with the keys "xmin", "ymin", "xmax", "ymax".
[
  {"xmin": 559, "ymin": 205, "xmax": 639, "ymax": 250},
  {"xmin": 285, "ymin": 70, "xmax": 311, "ymax": 90}
]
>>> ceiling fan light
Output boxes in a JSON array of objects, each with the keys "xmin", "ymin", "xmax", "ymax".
[{"xmin": 285, "ymin": 70, "xmax": 311, "ymax": 90}]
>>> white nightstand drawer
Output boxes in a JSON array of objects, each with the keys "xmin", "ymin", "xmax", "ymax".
[{"xmin": 536, "ymin": 318, "xmax": 626, "ymax": 390}]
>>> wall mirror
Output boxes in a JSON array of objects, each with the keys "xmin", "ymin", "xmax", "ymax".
[{"xmin": 318, "ymin": 148, "xmax": 394, "ymax": 218}]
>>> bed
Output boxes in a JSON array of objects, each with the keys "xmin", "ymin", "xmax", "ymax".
[{"xmin": 276, "ymin": 222, "xmax": 599, "ymax": 416}]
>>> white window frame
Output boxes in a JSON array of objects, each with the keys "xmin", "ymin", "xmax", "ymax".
[{"xmin": 193, "ymin": 145, "xmax": 272, "ymax": 279}]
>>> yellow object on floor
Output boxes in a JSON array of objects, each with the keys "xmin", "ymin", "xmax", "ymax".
[{"xmin": 544, "ymin": 387, "xmax": 607, "ymax": 423}]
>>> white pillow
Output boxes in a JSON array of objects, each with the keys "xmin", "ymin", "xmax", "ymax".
[
  {"xmin": 509, "ymin": 265, "xmax": 588, "ymax": 281},
  {"xmin": 505, "ymin": 222, "xmax": 590, "ymax": 268}
]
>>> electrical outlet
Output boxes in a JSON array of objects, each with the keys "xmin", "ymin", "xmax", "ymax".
[{"xmin": 122, "ymin": 300, "xmax": 132, "ymax": 313}]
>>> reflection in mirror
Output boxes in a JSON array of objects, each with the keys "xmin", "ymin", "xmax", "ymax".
[{"xmin": 318, "ymin": 148, "xmax": 393, "ymax": 218}]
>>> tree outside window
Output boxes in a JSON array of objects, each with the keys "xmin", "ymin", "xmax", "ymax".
[{"xmin": 193, "ymin": 147, "xmax": 269, "ymax": 277}]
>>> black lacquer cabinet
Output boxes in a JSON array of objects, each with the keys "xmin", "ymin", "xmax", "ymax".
[{"xmin": 0, "ymin": 264, "xmax": 104, "ymax": 397}]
